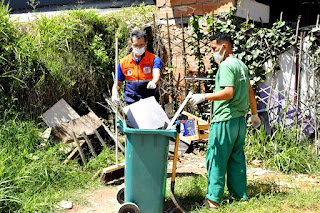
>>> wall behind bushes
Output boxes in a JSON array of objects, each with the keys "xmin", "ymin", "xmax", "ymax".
[{"xmin": 0, "ymin": 2, "xmax": 156, "ymax": 119}]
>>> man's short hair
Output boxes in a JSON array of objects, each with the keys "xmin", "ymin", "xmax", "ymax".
[
  {"xmin": 131, "ymin": 30, "xmax": 147, "ymax": 42},
  {"xmin": 210, "ymin": 32, "xmax": 232, "ymax": 46}
]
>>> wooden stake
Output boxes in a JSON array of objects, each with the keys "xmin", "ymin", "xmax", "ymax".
[
  {"xmin": 72, "ymin": 132, "xmax": 87, "ymax": 165},
  {"xmin": 316, "ymin": 14, "xmax": 319, "ymax": 28},
  {"xmin": 82, "ymin": 132, "xmax": 97, "ymax": 158},
  {"xmin": 286, "ymin": 15, "xmax": 301, "ymax": 103},
  {"xmin": 280, "ymin": 11, "xmax": 283, "ymax": 22},
  {"xmin": 94, "ymin": 129, "xmax": 107, "ymax": 147},
  {"xmin": 181, "ymin": 14, "xmax": 187, "ymax": 98},
  {"xmin": 259, "ymin": 17, "xmax": 264, "ymax": 28},
  {"xmin": 246, "ymin": 10, "xmax": 250, "ymax": 28},
  {"xmin": 152, "ymin": 14, "xmax": 159, "ymax": 56},
  {"xmin": 166, "ymin": 13, "xmax": 173, "ymax": 66}
]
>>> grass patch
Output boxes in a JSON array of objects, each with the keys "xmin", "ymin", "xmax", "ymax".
[
  {"xmin": 0, "ymin": 117, "xmax": 122, "ymax": 212},
  {"xmin": 245, "ymin": 125, "xmax": 320, "ymax": 174},
  {"xmin": 166, "ymin": 175, "xmax": 320, "ymax": 213}
]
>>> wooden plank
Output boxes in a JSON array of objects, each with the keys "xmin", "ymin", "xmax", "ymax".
[
  {"xmin": 102, "ymin": 163, "xmax": 125, "ymax": 173},
  {"xmin": 82, "ymin": 132, "xmax": 97, "ymax": 158},
  {"xmin": 179, "ymin": 134, "xmax": 198, "ymax": 144},
  {"xmin": 43, "ymin": 99, "xmax": 80, "ymax": 127},
  {"xmin": 198, "ymin": 124, "xmax": 210, "ymax": 130},
  {"xmin": 72, "ymin": 132, "xmax": 87, "ymax": 165},
  {"xmin": 94, "ymin": 129, "xmax": 107, "ymax": 147},
  {"xmin": 52, "ymin": 111, "xmax": 103, "ymax": 143},
  {"xmin": 182, "ymin": 111, "xmax": 209, "ymax": 125},
  {"xmin": 83, "ymin": 102, "xmax": 125, "ymax": 153},
  {"xmin": 63, "ymin": 140, "xmax": 85, "ymax": 164},
  {"xmin": 199, "ymin": 133, "xmax": 209, "ymax": 140}
]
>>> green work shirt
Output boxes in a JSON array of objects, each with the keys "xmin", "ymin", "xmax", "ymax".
[{"xmin": 212, "ymin": 56, "xmax": 249, "ymax": 122}]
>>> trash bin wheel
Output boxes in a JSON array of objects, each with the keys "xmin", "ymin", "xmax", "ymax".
[
  {"xmin": 117, "ymin": 187, "xmax": 125, "ymax": 204},
  {"xmin": 118, "ymin": 202, "xmax": 140, "ymax": 213}
]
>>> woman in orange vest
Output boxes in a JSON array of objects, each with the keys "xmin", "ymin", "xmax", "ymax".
[{"xmin": 112, "ymin": 30, "xmax": 161, "ymax": 105}]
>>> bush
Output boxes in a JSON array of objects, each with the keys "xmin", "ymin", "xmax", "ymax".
[
  {"xmin": 0, "ymin": 117, "xmax": 120, "ymax": 212},
  {"xmin": 245, "ymin": 125, "xmax": 320, "ymax": 174},
  {"xmin": 0, "ymin": 2, "xmax": 156, "ymax": 119}
]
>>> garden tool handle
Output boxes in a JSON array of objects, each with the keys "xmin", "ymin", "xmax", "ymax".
[
  {"xmin": 167, "ymin": 92, "xmax": 193, "ymax": 130},
  {"xmin": 172, "ymin": 122, "xmax": 181, "ymax": 183},
  {"xmin": 115, "ymin": 37, "xmax": 119, "ymax": 166}
]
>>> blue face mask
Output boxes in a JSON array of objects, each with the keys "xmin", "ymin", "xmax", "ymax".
[{"xmin": 212, "ymin": 45, "xmax": 226, "ymax": 63}]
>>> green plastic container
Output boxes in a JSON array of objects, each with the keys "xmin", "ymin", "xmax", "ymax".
[{"xmin": 118, "ymin": 120, "xmax": 176, "ymax": 213}]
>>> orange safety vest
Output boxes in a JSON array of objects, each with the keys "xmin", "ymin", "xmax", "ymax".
[{"xmin": 120, "ymin": 50, "xmax": 155, "ymax": 82}]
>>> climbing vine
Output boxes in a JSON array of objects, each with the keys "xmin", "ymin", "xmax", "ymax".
[{"xmin": 189, "ymin": 8, "xmax": 296, "ymax": 90}]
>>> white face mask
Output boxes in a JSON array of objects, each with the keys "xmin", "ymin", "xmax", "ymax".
[
  {"xmin": 132, "ymin": 46, "xmax": 145, "ymax": 56},
  {"xmin": 212, "ymin": 45, "xmax": 226, "ymax": 64}
]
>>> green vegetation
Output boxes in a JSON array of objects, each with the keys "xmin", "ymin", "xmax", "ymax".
[
  {"xmin": 0, "ymin": 2, "xmax": 153, "ymax": 212},
  {"xmin": 1, "ymin": 1, "xmax": 319, "ymax": 212},
  {"xmin": 0, "ymin": 116, "xmax": 124, "ymax": 212},
  {"xmin": 0, "ymin": 2, "xmax": 155, "ymax": 119},
  {"xmin": 166, "ymin": 175, "xmax": 320, "ymax": 212},
  {"xmin": 245, "ymin": 125, "xmax": 320, "ymax": 174},
  {"xmin": 189, "ymin": 8, "xmax": 296, "ymax": 92}
]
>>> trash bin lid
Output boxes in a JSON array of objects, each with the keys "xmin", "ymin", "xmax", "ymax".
[{"xmin": 118, "ymin": 120, "xmax": 176, "ymax": 138}]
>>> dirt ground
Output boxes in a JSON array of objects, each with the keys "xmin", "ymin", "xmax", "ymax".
[{"xmin": 66, "ymin": 150, "xmax": 320, "ymax": 213}]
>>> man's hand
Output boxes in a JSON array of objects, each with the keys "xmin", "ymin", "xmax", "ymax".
[
  {"xmin": 111, "ymin": 83, "xmax": 120, "ymax": 105},
  {"xmin": 189, "ymin": 94, "xmax": 206, "ymax": 106},
  {"xmin": 146, "ymin": 81, "xmax": 157, "ymax": 89},
  {"xmin": 251, "ymin": 114, "xmax": 261, "ymax": 129}
]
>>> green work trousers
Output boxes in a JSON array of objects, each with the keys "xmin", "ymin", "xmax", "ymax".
[{"xmin": 206, "ymin": 116, "xmax": 247, "ymax": 204}]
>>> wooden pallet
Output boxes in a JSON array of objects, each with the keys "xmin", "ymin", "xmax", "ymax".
[{"xmin": 179, "ymin": 111, "xmax": 210, "ymax": 144}]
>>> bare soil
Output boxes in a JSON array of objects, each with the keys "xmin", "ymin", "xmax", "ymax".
[{"xmin": 65, "ymin": 149, "xmax": 320, "ymax": 213}]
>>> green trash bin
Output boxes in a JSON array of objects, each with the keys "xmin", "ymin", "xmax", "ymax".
[{"xmin": 117, "ymin": 120, "xmax": 176, "ymax": 213}]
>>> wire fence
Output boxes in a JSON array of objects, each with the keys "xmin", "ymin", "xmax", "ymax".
[{"xmin": 152, "ymin": 13, "xmax": 320, "ymax": 150}]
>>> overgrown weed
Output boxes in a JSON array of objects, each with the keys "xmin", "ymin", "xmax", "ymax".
[
  {"xmin": 0, "ymin": 117, "xmax": 121, "ymax": 212},
  {"xmin": 245, "ymin": 125, "xmax": 320, "ymax": 174}
]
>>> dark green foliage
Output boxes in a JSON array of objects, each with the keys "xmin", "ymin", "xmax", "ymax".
[{"xmin": 0, "ymin": 2, "xmax": 155, "ymax": 119}]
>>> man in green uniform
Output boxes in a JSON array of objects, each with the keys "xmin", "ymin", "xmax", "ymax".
[{"xmin": 189, "ymin": 32, "xmax": 261, "ymax": 208}]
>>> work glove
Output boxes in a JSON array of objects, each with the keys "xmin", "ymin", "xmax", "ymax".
[
  {"xmin": 111, "ymin": 83, "xmax": 120, "ymax": 106},
  {"xmin": 189, "ymin": 94, "xmax": 206, "ymax": 106},
  {"xmin": 146, "ymin": 81, "xmax": 157, "ymax": 89},
  {"xmin": 251, "ymin": 114, "xmax": 261, "ymax": 129}
]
